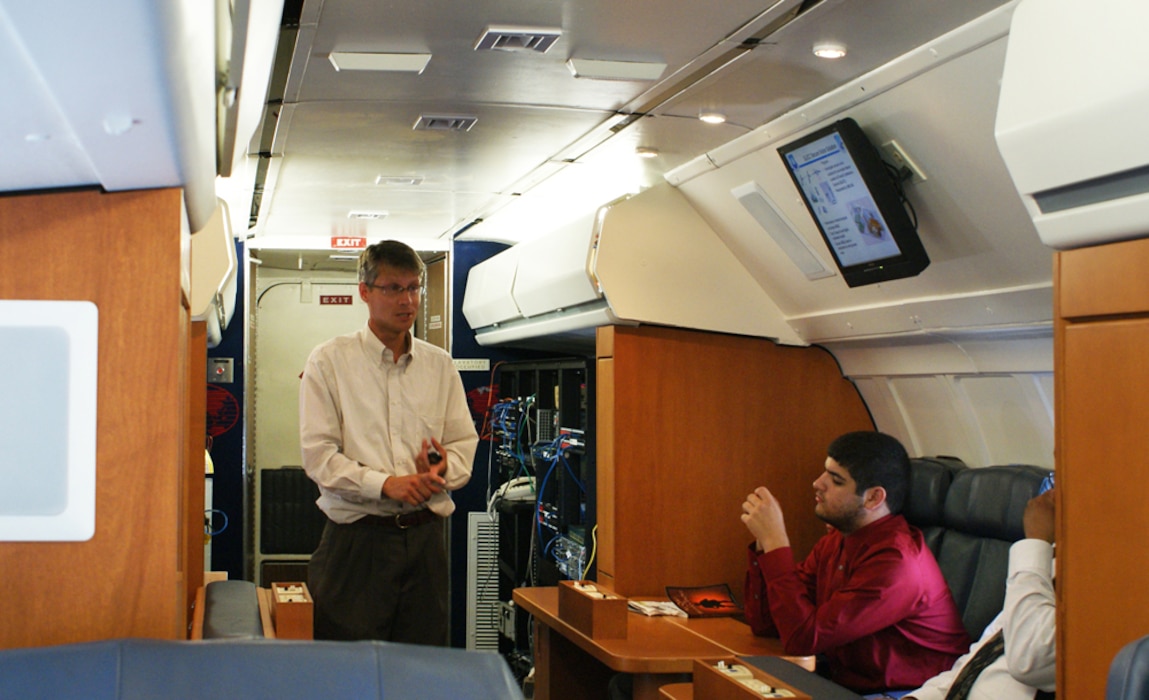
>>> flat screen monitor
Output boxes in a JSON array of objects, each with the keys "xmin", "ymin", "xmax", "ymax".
[{"xmin": 778, "ymin": 118, "xmax": 929, "ymax": 287}]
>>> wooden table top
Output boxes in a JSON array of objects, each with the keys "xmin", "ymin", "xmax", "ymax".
[{"xmin": 514, "ymin": 586, "xmax": 738, "ymax": 674}]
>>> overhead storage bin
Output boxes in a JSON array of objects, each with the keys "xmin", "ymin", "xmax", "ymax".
[
  {"xmin": 462, "ymin": 183, "xmax": 800, "ymax": 349},
  {"xmin": 995, "ymin": 0, "xmax": 1149, "ymax": 249}
]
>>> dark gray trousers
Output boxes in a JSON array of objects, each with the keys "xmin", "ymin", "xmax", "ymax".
[{"xmin": 308, "ymin": 516, "xmax": 448, "ymax": 645}]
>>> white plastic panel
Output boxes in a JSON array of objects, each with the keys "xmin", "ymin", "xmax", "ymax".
[
  {"xmin": 511, "ymin": 213, "xmax": 601, "ymax": 318},
  {"xmin": 849, "ymin": 371, "xmax": 1053, "ymax": 469},
  {"xmin": 887, "ymin": 376, "xmax": 984, "ymax": 464},
  {"xmin": 828, "ymin": 329, "xmax": 1053, "ymax": 467},
  {"xmin": 957, "ymin": 374, "xmax": 1053, "ymax": 466},
  {"xmin": 191, "ymin": 200, "xmax": 238, "ymax": 348},
  {"xmin": 0, "ymin": 0, "xmax": 218, "ymax": 231},
  {"xmin": 0, "ymin": 300, "xmax": 98, "ymax": 541},
  {"xmin": 995, "ymin": 0, "xmax": 1149, "ymax": 249},
  {"xmin": 461, "ymin": 247, "xmax": 522, "ymax": 329},
  {"xmin": 823, "ymin": 326, "xmax": 1052, "ymax": 377},
  {"xmin": 595, "ymin": 182, "xmax": 803, "ymax": 345}
]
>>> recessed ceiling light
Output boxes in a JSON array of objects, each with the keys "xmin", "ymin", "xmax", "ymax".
[
  {"xmin": 566, "ymin": 58, "xmax": 667, "ymax": 81},
  {"xmin": 635, "ymin": 147, "xmax": 659, "ymax": 159},
  {"xmin": 813, "ymin": 42, "xmax": 847, "ymax": 59},
  {"xmin": 699, "ymin": 111, "xmax": 727, "ymax": 125},
  {"xmin": 328, "ymin": 52, "xmax": 432, "ymax": 73},
  {"xmin": 348, "ymin": 210, "xmax": 388, "ymax": 220}
]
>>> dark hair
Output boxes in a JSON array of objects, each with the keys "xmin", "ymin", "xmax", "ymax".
[
  {"xmin": 827, "ymin": 431, "xmax": 910, "ymax": 514},
  {"xmin": 358, "ymin": 240, "xmax": 425, "ymax": 285}
]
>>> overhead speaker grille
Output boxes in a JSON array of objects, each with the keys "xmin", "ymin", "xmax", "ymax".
[
  {"xmin": 732, "ymin": 181, "xmax": 834, "ymax": 281},
  {"xmin": 413, "ymin": 115, "xmax": 478, "ymax": 132}
]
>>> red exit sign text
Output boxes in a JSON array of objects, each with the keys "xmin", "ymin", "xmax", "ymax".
[
  {"xmin": 320, "ymin": 295, "xmax": 354, "ymax": 305},
  {"xmin": 331, "ymin": 236, "xmax": 367, "ymax": 249}
]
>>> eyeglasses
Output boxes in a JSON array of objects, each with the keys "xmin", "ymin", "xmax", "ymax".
[{"xmin": 367, "ymin": 282, "xmax": 425, "ymax": 298}]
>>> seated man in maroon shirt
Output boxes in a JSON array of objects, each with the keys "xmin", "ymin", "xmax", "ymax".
[{"xmin": 741, "ymin": 431, "xmax": 970, "ymax": 695}]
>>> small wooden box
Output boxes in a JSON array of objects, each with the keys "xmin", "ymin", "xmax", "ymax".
[
  {"xmin": 692, "ymin": 658, "xmax": 811, "ymax": 700},
  {"xmin": 270, "ymin": 582, "xmax": 313, "ymax": 640},
  {"xmin": 557, "ymin": 580, "xmax": 628, "ymax": 640}
]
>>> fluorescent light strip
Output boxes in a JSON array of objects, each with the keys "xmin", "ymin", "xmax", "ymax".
[
  {"xmin": 328, "ymin": 52, "xmax": 432, "ymax": 73},
  {"xmin": 566, "ymin": 58, "xmax": 666, "ymax": 81}
]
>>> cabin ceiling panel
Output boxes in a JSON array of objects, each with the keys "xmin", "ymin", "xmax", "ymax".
[
  {"xmin": 240, "ymin": 0, "xmax": 1020, "ymax": 253},
  {"xmin": 655, "ymin": 0, "xmax": 1015, "ymax": 129}
]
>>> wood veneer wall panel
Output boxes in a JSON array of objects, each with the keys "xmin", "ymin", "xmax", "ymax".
[
  {"xmin": 184, "ymin": 320, "xmax": 207, "ymax": 635},
  {"xmin": 595, "ymin": 351, "xmax": 617, "ymax": 588},
  {"xmin": 1055, "ymin": 238, "xmax": 1149, "ymax": 696},
  {"xmin": 0, "ymin": 188, "xmax": 187, "ymax": 648},
  {"xmin": 597, "ymin": 325, "xmax": 872, "ymax": 598}
]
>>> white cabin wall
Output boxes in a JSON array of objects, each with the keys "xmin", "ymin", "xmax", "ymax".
[{"xmin": 823, "ymin": 330, "xmax": 1054, "ymax": 467}]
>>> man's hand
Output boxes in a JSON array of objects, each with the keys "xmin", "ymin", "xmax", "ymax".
[
  {"xmin": 741, "ymin": 486, "xmax": 791, "ymax": 553},
  {"xmin": 416, "ymin": 437, "xmax": 447, "ymax": 478},
  {"xmin": 384, "ymin": 439, "xmax": 448, "ymax": 506},
  {"xmin": 1023, "ymin": 488, "xmax": 1055, "ymax": 543},
  {"xmin": 383, "ymin": 471, "xmax": 446, "ymax": 506}
]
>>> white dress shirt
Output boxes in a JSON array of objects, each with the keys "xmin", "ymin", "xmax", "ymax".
[
  {"xmin": 906, "ymin": 539, "xmax": 1056, "ymax": 700},
  {"xmin": 299, "ymin": 325, "xmax": 478, "ymax": 522}
]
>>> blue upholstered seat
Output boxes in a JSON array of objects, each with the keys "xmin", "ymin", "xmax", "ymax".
[{"xmin": 0, "ymin": 637, "xmax": 523, "ymax": 699}]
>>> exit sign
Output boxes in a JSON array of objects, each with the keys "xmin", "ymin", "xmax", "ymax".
[
  {"xmin": 320, "ymin": 295, "xmax": 353, "ymax": 305},
  {"xmin": 331, "ymin": 236, "xmax": 367, "ymax": 249}
]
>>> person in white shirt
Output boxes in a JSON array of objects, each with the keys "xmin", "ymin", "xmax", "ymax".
[
  {"xmin": 903, "ymin": 488, "xmax": 1056, "ymax": 700},
  {"xmin": 299, "ymin": 240, "xmax": 478, "ymax": 644}
]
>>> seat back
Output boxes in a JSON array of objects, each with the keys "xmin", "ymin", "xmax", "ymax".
[
  {"xmin": 0, "ymin": 638, "xmax": 524, "ymax": 700},
  {"xmin": 904, "ymin": 460, "xmax": 1052, "ymax": 640},
  {"xmin": 1107, "ymin": 634, "xmax": 1149, "ymax": 700},
  {"xmin": 903, "ymin": 457, "xmax": 966, "ymax": 556}
]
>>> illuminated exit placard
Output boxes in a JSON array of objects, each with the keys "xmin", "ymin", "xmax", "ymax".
[
  {"xmin": 320, "ymin": 295, "xmax": 353, "ymax": 305},
  {"xmin": 331, "ymin": 236, "xmax": 367, "ymax": 249}
]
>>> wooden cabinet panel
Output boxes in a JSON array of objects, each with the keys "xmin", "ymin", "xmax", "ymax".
[
  {"xmin": 595, "ymin": 326, "xmax": 872, "ymax": 598},
  {"xmin": 0, "ymin": 188, "xmax": 191, "ymax": 648},
  {"xmin": 1059, "ymin": 318, "xmax": 1149, "ymax": 696},
  {"xmin": 1059, "ymin": 236, "xmax": 1149, "ymax": 318}
]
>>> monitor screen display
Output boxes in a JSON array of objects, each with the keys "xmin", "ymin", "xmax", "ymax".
[{"xmin": 778, "ymin": 118, "xmax": 929, "ymax": 287}]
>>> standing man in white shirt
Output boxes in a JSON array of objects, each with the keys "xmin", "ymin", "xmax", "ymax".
[
  {"xmin": 902, "ymin": 488, "xmax": 1056, "ymax": 700},
  {"xmin": 299, "ymin": 240, "xmax": 478, "ymax": 645}
]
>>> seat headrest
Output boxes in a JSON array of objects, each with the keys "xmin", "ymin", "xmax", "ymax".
[
  {"xmin": 1107, "ymin": 634, "xmax": 1149, "ymax": 700},
  {"xmin": 903, "ymin": 457, "xmax": 965, "ymax": 527},
  {"xmin": 943, "ymin": 464, "xmax": 1052, "ymax": 541}
]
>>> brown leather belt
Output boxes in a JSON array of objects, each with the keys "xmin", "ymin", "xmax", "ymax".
[{"xmin": 360, "ymin": 509, "xmax": 439, "ymax": 530}]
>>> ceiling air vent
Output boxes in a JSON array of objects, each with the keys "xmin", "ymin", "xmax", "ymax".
[
  {"xmin": 347, "ymin": 210, "xmax": 388, "ymax": 220},
  {"xmin": 474, "ymin": 25, "xmax": 561, "ymax": 53},
  {"xmin": 375, "ymin": 175, "xmax": 425, "ymax": 186},
  {"xmin": 413, "ymin": 115, "xmax": 478, "ymax": 132}
]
